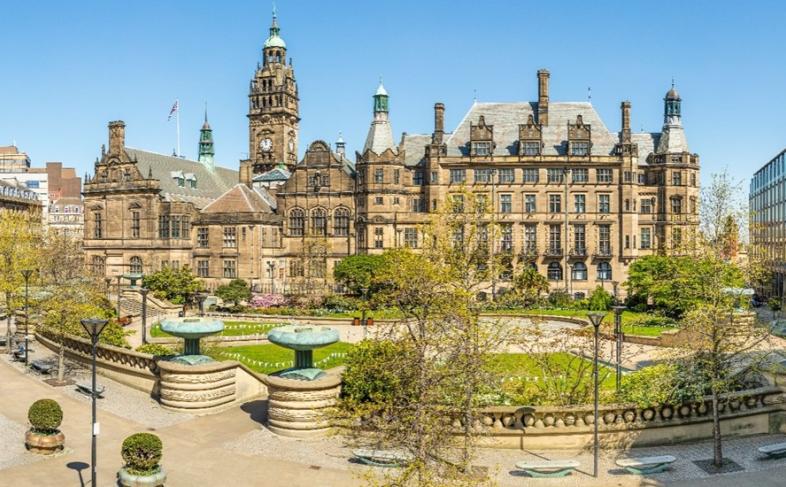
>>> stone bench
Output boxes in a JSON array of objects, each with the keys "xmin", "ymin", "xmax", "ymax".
[
  {"xmin": 76, "ymin": 382, "xmax": 105, "ymax": 398},
  {"xmin": 758, "ymin": 442, "xmax": 786, "ymax": 458},
  {"xmin": 352, "ymin": 449, "xmax": 413, "ymax": 467},
  {"xmin": 615, "ymin": 455, "xmax": 676, "ymax": 474},
  {"xmin": 30, "ymin": 360, "xmax": 53, "ymax": 375},
  {"xmin": 515, "ymin": 459, "xmax": 580, "ymax": 478}
]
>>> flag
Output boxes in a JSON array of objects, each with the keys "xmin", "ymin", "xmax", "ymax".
[{"xmin": 167, "ymin": 100, "xmax": 179, "ymax": 121}]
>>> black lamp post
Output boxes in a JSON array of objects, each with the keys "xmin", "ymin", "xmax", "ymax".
[
  {"xmin": 21, "ymin": 269, "xmax": 33, "ymax": 364},
  {"xmin": 587, "ymin": 311, "xmax": 607, "ymax": 478},
  {"xmin": 115, "ymin": 275, "xmax": 122, "ymax": 317},
  {"xmin": 360, "ymin": 286, "xmax": 369, "ymax": 339},
  {"xmin": 140, "ymin": 288, "xmax": 149, "ymax": 345},
  {"xmin": 612, "ymin": 305, "xmax": 626, "ymax": 394},
  {"xmin": 267, "ymin": 261, "xmax": 276, "ymax": 294},
  {"xmin": 80, "ymin": 318, "xmax": 109, "ymax": 487},
  {"xmin": 611, "ymin": 280, "xmax": 619, "ymax": 303}
]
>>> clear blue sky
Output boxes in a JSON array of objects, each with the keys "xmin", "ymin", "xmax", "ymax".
[{"xmin": 2, "ymin": 0, "xmax": 785, "ymax": 188}]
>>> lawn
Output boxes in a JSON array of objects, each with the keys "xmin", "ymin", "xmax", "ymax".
[
  {"xmin": 486, "ymin": 308, "xmax": 676, "ymax": 337},
  {"xmin": 490, "ymin": 351, "xmax": 617, "ymax": 389},
  {"xmin": 209, "ymin": 341, "xmax": 353, "ymax": 374},
  {"xmin": 151, "ymin": 321, "xmax": 281, "ymax": 338}
]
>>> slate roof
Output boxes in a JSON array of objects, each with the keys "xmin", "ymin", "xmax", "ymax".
[
  {"xmin": 125, "ymin": 148, "xmax": 237, "ymax": 209},
  {"xmin": 201, "ymin": 183, "xmax": 274, "ymax": 214},
  {"xmin": 401, "ymin": 133, "xmax": 432, "ymax": 167},
  {"xmin": 253, "ymin": 166, "xmax": 291, "ymax": 182}
]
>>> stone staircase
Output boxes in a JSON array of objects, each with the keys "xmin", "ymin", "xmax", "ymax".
[{"xmin": 118, "ymin": 290, "xmax": 179, "ymax": 323}]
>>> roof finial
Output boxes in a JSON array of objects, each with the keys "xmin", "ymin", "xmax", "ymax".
[
  {"xmin": 204, "ymin": 101, "xmax": 208, "ymax": 123},
  {"xmin": 587, "ymin": 86, "xmax": 592, "ymax": 102},
  {"xmin": 671, "ymin": 77, "xmax": 675, "ymax": 89},
  {"xmin": 473, "ymin": 88, "xmax": 477, "ymax": 104}
]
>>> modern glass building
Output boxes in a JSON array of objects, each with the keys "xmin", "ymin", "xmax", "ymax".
[{"xmin": 750, "ymin": 148, "xmax": 786, "ymax": 296}]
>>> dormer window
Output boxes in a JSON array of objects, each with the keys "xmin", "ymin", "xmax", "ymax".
[
  {"xmin": 177, "ymin": 177, "xmax": 185, "ymax": 187},
  {"xmin": 571, "ymin": 142, "xmax": 590, "ymax": 156},
  {"xmin": 521, "ymin": 142, "xmax": 540, "ymax": 156},
  {"xmin": 518, "ymin": 114, "xmax": 543, "ymax": 156},
  {"xmin": 473, "ymin": 142, "xmax": 492, "ymax": 156},
  {"xmin": 568, "ymin": 114, "xmax": 592, "ymax": 157}
]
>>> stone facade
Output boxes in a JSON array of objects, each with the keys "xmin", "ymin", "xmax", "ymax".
[{"xmin": 83, "ymin": 12, "xmax": 699, "ymax": 297}]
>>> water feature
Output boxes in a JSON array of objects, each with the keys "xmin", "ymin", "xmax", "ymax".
[
  {"xmin": 159, "ymin": 317, "xmax": 224, "ymax": 365},
  {"xmin": 267, "ymin": 325, "xmax": 339, "ymax": 380}
]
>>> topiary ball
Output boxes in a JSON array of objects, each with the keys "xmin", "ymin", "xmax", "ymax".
[
  {"xmin": 28, "ymin": 399, "xmax": 63, "ymax": 433},
  {"xmin": 121, "ymin": 433, "xmax": 163, "ymax": 475}
]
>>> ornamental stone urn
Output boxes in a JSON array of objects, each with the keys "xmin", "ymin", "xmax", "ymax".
[
  {"xmin": 117, "ymin": 468, "xmax": 167, "ymax": 487},
  {"xmin": 25, "ymin": 399, "xmax": 65, "ymax": 455},
  {"xmin": 25, "ymin": 430, "xmax": 65, "ymax": 455}
]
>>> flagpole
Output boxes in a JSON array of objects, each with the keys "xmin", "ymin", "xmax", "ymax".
[{"xmin": 176, "ymin": 98, "xmax": 181, "ymax": 157}]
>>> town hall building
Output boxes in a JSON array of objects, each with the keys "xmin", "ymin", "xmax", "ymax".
[{"xmin": 83, "ymin": 12, "xmax": 700, "ymax": 297}]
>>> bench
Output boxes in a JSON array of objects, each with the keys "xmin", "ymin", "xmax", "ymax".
[
  {"xmin": 615, "ymin": 455, "xmax": 676, "ymax": 475},
  {"xmin": 352, "ymin": 449, "xmax": 413, "ymax": 467},
  {"xmin": 515, "ymin": 459, "xmax": 580, "ymax": 478},
  {"xmin": 76, "ymin": 383, "xmax": 105, "ymax": 398},
  {"xmin": 30, "ymin": 360, "xmax": 54, "ymax": 375},
  {"xmin": 12, "ymin": 346, "xmax": 27, "ymax": 361},
  {"xmin": 758, "ymin": 442, "xmax": 786, "ymax": 458}
]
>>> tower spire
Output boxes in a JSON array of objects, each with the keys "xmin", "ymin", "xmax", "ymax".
[{"xmin": 198, "ymin": 109, "xmax": 215, "ymax": 169}]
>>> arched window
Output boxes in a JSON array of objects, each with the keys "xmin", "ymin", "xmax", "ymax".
[
  {"xmin": 547, "ymin": 262, "xmax": 562, "ymax": 281},
  {"xmin": 597, "ymin": 262, "xmax": 612, "ymax": 281},
  {"xmin": 334, "ymin": 207, "xmax": 350, "ymax": 237},
  {"xmin": 311, "ymin": 208, "xmax": 327, "ymax": 236},
  {"xmin": 130, "ymin": 256, "xmax": 143, "ymax": 274},
  {"xmin": 289, "ymin": 208, "xmax": 304, "ymax": 237},
  {"xmin": 572, "ymin": 262, "xmax": 587, "ymax": 281}
]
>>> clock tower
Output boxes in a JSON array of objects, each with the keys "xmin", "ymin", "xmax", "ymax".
[{"xmin": 241, "ymin": 8, "xmax": 300, "ymax": 185}]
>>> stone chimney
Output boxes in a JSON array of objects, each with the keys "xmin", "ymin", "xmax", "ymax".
[
  {"xmin": 108, "ymin": 120, "xmax": 126, "ymax": 155},
  {"xmin": 621, "ymin": 101, "xmax": 632, "ymax": 143},
  {"xmin": 537, "ymin": 69, "xmax": 550, "ymax": 126},
  {"xmin": 433, "ymin": 102, "xmax": 445, "ymax": 144}
]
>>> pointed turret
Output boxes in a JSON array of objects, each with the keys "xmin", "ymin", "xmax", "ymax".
[
  {"xmin": 198, "ymin": 109, "xmax": 215, "ymax": 169},
  {"xmin": 656, "ymin": 81, "xmax": 689, "ymax": 154},
  {"xmin": 363, "ymin": 79, "xmax": 395, "ymax": 154}
]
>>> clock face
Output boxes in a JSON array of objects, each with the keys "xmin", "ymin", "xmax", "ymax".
[{"xmin": 260, "ymin": 138, "xmax": 273, "ymax": 153}]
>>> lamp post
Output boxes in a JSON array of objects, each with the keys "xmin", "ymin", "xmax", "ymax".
[
  {"xmin": 612, "ymin": 305, "xmax": 626, "ymax": 394},
  {"xmin": 80, "ymin": 318, "xmax": 109, "ymax": 487},
  {"xmin": 21, "ymin": 269, "xmax": 33, "ymax": 361},
  {"xmin": 115, "ymin": 275, "xmax": 122, "ymax": 317},
  {"xmin": 587, "ymin": 311, "xmax": 606, "ymax": 478},
  {"xmin": 140, "ymin": 287, "xmax": 149, "ymax": 345},
  {"xmin": 360, "ymin": 286, "xmax": 369, "ymax": 339},
  {"xmin": 611, "ymin": 280, "xmax": 619, "ymax": 303}
]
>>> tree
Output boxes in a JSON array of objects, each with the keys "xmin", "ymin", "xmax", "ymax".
[
  {"xmin": 587, "ymin": 286, "xmax": 613, "ymax": 311},
  {"xmin": 215, "ymin": 279, "xmax": 251, "ymax": 309},
  {"xmin": 507, "ymin": 265, "xmax": 549, "ymax": 307},
  {"xmin": 0, "ymin": 210, "xmax": 40, "ymax": 351},
  {"xmin": 339, "ymin": 191, "xmax": 507, "ymax": 485},
  {"xmin": 333, "ymin": 254, "xmax": 386, "ymax": 297},
  {"xmin": 142, "ymin": 266, "xmax": 202, "ymax": 305}
]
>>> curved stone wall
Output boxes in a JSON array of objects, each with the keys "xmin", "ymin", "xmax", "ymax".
[
  {"xmin": 264, "ymin": 370, "xmax": 342, "ymax": 438},
  {"xmin": 157, "ymin": 360, "xmax": 237, "ymax": 414}
]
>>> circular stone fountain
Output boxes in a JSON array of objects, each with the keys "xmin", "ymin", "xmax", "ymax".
[
  {"xmin": 264, "ymin": 325, "xmax": 342, "ymax": 438},
  {"xmin": 156, "ymin": 317, "xmax": 237, "ymax": 414},
  {"xmin": 159, "ymin": 317, "xmax": 224, "ymax": 365}
]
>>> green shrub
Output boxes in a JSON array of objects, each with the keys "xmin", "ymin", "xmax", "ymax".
[
  {"xmin": 619, "ymin": 364, "xmax": 678, "ymax": 407},
  {"xmin": 135, "ymin": 343, "xmax": 175, "ymax": 356},
  {"xmin": 547, "ymin": 290, "xmax": 572, "ymax": 308},
  {"xmin": 121, "ymin": 433, "xmax": 163, "ymax": 475},
  {"xmin": 769, "ymin": 297, "xmax": 782, "ymax": 312},
  {"xmin": 322, "ymin": 294, "xmax": 361, "ymax": 312},
  {"xmin": 588, "ymin": 286, "xmax": 613, "ymax": 311},
  {"xmin": 340, "ymin": 340, "xmax": 407, "ymax": 406},
  {"xmin": 28, "ymin": 399, "xmax": 63, "ymax": 434}
]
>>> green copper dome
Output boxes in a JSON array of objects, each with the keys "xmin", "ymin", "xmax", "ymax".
[{"xmin": 264, "ymin": 34, "xmax": 286, "ymax": 49}]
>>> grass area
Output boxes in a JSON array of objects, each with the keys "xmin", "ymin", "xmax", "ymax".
[
  {"xmin": 209, "ymin": 341, "xmax": 354, "ymax": 374},
  {"xmin": 151, "ymin": 321, "xmax": 281, "ymax": 338},
  {"xmin": 490, "ymin": 351, "xmax": 617, "ymax": 389},
  {"xmin": 486, "ymin": 308, "xmax": 676, "ymax": 337}
]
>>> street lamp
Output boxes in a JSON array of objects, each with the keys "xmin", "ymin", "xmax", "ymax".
[
  {"xmin": 360, "ymin": 286, "xmax": 369, "ymax": 339},
  {"xmin": 611, "ymin": 280, "xmax": 619, "ymax": 304},
  {"xmin": 115, "ymin": 275, "xmax": 122, "ymax": 317},
  {"xmin": 140, "ymin": 288, "xmax": 149, "ymax": 345},
  {"xmin": 21, "ymin": 269, "xmax": 33, "ymax": 362},
  {"xmin": 587, "ymin": 311, "xmax": 607, "ymax": 478},
  {"xmin": 80, "ymin": 317, "xmax": 109, "ymax": 487},
  {"xmin": 612, "ymin": 305, "xmax": 626, "ymax": 394},
  {"xmin": 267, "ymin": 261, "xmax": 276, "ymax": 294}
]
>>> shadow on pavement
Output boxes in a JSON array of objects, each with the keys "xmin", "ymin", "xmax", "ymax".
[
  {"xmin": 240, "ymin": 399, "xmax": 268, "ymax": 426},
  {"xmin": 66, "ymin": 461, "xmax": 89, "ymax": 487}
]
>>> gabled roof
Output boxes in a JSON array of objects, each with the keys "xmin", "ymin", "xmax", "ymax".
[
  {"xmin": 201, "ymin": 183, "xmax": 274, "ymax": 214},
  {"xmin": 125, "ymin": 148, "xmax": 237, "ymax": 209}
]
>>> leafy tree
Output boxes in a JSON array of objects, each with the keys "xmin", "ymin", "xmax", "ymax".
[
  {"xmin": 216, "ymin": 279, "xmax": 251, "ymax": 309},
  {"xmin": 333, "ymin": 254, "xmax": 386, "ymax": 297},
  {"xmin": 587, "ymin": 286, "xmax": 613, "ymax": 311},
  {"xmin": 508, "ymin": 265, "xmax": 549, "ymax": 307},
  {"xmin": 0, "ymin": 210, "xmax": 40, "ymax": 351},
  {"xmin": 142, "ymin": 266, "xmax": 202, "ymax": 305}
]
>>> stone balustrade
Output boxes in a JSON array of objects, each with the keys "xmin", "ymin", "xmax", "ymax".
[{"xmin": 468, "ymin": 386, "xmax": 786, "ymax": 449}]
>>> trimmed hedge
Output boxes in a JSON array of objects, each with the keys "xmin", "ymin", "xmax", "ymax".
[
  {"xmin": 28, "ymin": 399, "xmax": 63, "ymax": 434},
  {"xmin": 121, "ymin": 432, "xmax": 163, "ymax": 475}
]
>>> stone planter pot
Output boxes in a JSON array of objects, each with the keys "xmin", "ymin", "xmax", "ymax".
[
  {"xmin": 25, "ymin": 429, "xmax": 64, "ymax": 454},
  {"xmin": 118, "ymin": 467, "xmax": 167, "ymax": 487}
]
